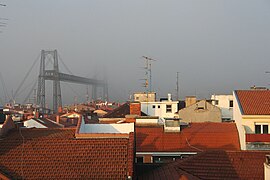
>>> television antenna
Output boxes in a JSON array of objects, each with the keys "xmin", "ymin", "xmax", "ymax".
[{"xmin": 142, "ymin": 56, "xmax": 157, "ymax": 93}]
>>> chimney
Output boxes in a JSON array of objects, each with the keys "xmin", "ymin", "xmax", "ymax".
[
  {"xmin": 0, "ymin": 115, "xmax": 16, "ymax": 137},
  {"xmin": 185, "ymin": 96, "xmax": 197, "ymax": 107},
  {"xmin": 168, "ymin": 93, "xmax": 172, "ymax": 101},
  {"xmin": 35, "ymin": 111, "xmax": 39, "ymax": 119},
  {"xmin": 130, "ymin": 102, "xmax": 141, "ymax": 116},
  {"xmin": 58, "ymin": 106, "xmax": 63, "ymax": 113},
  {"xmin": 56, "ymin": 115, "xmax": 60, "ymax": 124}
]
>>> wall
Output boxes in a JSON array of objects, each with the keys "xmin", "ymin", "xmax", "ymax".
[
  {"xmin": 265, "ymin": 157, "xmax": 270, "ymax": 180},
  {"xmin": 79, "ymin": 123, "xmax": 134, "ymax": 134},
  {"xmin": 130, "ymin": 102, "xmax": 141, "ymax": 116},
  {"xmin": 185, "ymin": 96, "xmax": 196, "ymax": 107},
  {"xmin": 136, "ymin": 117, "xmax": 160, "ymax": 125},
  {"xmin": 241, "ymin": 116, "xmax": 270, "ymax": 133},
  {"xmin": 134, "ymin": 92, "xmax": 156, "ymax": 102},
  {"xmin": 179, "ymin": 100, "xmax": 221, "ymax": 123},
  {"xmin": 233, "ymin": 91, "xmax": 246, "ymax": 150},
  {"xmin": 141, "ymin": 101, "xmax": 178, "ymax": 118},
  {"xmin": 211, "ymin": 94, "xmax": 233, "ymax": 120},
  {"xmin": 24, "ymin": 119, "xmax": 47, "ymax": 128}
]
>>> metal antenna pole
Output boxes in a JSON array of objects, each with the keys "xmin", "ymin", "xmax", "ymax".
[
  {"xmin": 176, "ymin": 72, "xmax": 179, "ymax": 100},
  {"xmin": 142, "ymin": 56, "xmax": 157, "ymax": 93}
]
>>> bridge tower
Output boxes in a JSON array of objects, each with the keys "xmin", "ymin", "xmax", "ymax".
[
  {"xmin": 36, "ymin": 49, "xmax": 109, "ymax": 114},
  {"xmin": 37, "ymin": 50, "xmax": 62, "ymax": 113}
]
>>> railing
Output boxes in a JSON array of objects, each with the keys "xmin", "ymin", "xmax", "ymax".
[{"xmin": 246, "ymin": 134, "xmax": 270, "ymax": 142}]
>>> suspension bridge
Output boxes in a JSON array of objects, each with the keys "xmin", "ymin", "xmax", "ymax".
[{"xmin": 5, "ymin": 50, "xmax": 108, "ymax": 114}]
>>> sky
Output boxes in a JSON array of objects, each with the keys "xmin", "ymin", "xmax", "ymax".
[{"xmin": 1, "ymin": 0, "xmax": 270, "ymax": 107}]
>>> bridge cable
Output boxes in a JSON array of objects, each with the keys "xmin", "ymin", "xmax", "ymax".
[
  {"xmin": 58, "ymin": 53, "xmax": 87, "ymax": 102},
  {"xmin": 13, "ymin": 54, "xmax": 40, "ymax": 101},
  {"xmin": 58, "ymin": 53, "xmax": 73, "ymax": 75},
  {"xmin": 22, "ymin": 58, "xmax": 53, "ymax": 104},
  {"xmin": 0, "ymin": 72, "xmax": 10, "ymax": 103}
]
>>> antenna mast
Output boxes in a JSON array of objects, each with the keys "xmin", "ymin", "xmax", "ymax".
[
  {"xmin": 176, "ymin": 72, "xmax": 180, "ymax": 100},
  {"xmin": 142, "ymin": 56, "xmax": 156, "ymax": 93}
]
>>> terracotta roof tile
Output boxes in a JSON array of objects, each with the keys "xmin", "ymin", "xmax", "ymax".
[
  {"xmin": 103, "ymin": 102, "xmax": 147, "ymax": 118},
  {"xmin": 138, "ymin": 150, "xmax": 269, "ymax": 180},
  {"xmin": 0, "ymin": 128, "xmax": 134, "ymax": 179},
  {"xmin": 235, "ymin": 90, "xmax": 270, "ymax": 115},
  {"xmin": 136, "ymin": 122, "xmax": 240, "ymax": 152}
]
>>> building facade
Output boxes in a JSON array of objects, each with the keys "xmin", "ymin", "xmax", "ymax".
[
  {"xmin": 140, "ymin": 94, "xmax": 179, "ymax": 119},
  {"xmin": 233, "ymin": 90, "xmax": 270, "ymax": 150},
  {"xmin": 211, "ymin": 94, "xmax": 233, "ymax": 121},
  {"xmin": 179, "ymin": 100, "xmax": 221, "ymax": 123}
]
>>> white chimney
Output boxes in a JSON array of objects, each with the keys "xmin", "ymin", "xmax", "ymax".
[{"xmin": 168, "ymin": 93, "xmax": 172, "ymax": 101}]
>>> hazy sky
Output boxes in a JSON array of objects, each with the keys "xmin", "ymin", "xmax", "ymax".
[{"xmin": 1, "ymin": 0, "xmax": 270, "ymax": 106}]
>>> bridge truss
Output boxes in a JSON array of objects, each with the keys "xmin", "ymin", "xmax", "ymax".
[{"xmin": 37, "ymin": 50, "xmax": 108, "ymax": 113}]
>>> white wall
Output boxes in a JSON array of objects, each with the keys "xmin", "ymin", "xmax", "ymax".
[
  {"xmin": 24, "ymin": 119, "xmax": 47, "ymax": 128},
  {"xmin": 265, "ymin": 160, "xmax": 270, "ymax": 180},
  {"xmin": 233, "ymin": 91, "xmax": 246, "ymax": 150},
  {"xmin": 141, "ymin": 101, "xmax": 178, "ymax": 118},
  {"xmin": 211, "ymin": 94, "xmax": 233, "ymax": 120},
  {"xmin": 136, "ymin": 117, "xmax": 160, "ymax": 125},
  {"xmin": 79, "ymin": 123, "xmax": 134, "ymax": 134}
]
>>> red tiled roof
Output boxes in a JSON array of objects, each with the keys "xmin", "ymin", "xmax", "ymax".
[
  {"xmin": 246, "ymin": 134, "xmax": 270, "ymax": 142},
  {"xmin": 235, "ymin": 90, "xmax": 270, "ymax": 115},
  {"xmin": 136, "ymin": 122, "xmax": 240, "ymax": 152},
  {"xmin": 138, "ymin": 150, "xmax": 269, "ymax": 180},
  {"xmin": 103, "ymin": 103, "xmax": 130, "ymax": 118},
  {"xmin": 103, "ymin": 102, "xmax": 147, "ymax": 118},
  {"xmin": 0, "ymin": 128, "xmax": 134, "ymax": 179}
]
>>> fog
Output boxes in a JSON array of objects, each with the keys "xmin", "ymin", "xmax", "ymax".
[{"xmin": 1, "ymin": 0, "xmax": 270, "ymax": 107}]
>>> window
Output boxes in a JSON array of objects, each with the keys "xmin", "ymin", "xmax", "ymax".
[
  {"xmin": 215, "ymin": 100, "xmax": 219, "ymax": 105},
  {"xmin": 255, "ymin": 124, "xmax": 269, "ymax": 134},
  {"xmin": 229, "ymin": 100, "xmax": 233, "ymax": 108},
  {"xmin": 136, "ymin": 157, "xmax": 144, "ymax": 163},
  {"xmin": 158, "ymin": 105, "xmax": 160, "ymax": 108},
  {"xmin": 263, "ymin": 125, "xmax": 269, "ymax": 134},
  {"xmin": 153, "ymin": 157, "xmax": 163, "ymax": 163},
  {"xmin": 255, "ymin": 125, "xmax": 261, "ymax": 134},
  {"xmin": 135, "ymin": 97, "xmax": 139, "ymax": 100},
  {"xmin": 152, "ymin": 105, "xmax": 155, "ymax": 109},
  {"xmin": 166, "ymin": 105, "xmax": 172, "ymax": 113}
]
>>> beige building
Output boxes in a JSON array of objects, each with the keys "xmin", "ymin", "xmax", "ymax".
[
  {"xmin": 179, "ymin": 100, "xmax": 221, "ymax": 123},
  {"xmin": 133, "ymin": 92, "xmax": 156, "ymax": 102}
]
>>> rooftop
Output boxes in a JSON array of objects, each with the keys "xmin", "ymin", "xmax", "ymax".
[
  {"xmin": 0, "ymin": 128, "xmax": 134, "ymax": 179},
  {"xmin": 136, "ymin": 122, "xmax": 240, "ymax": 152},
  {"xmin": 102, "ymin": 102, "xmax": 147, "ymax": 118},
  {"xmin": 235, "ymin": 90, "xmax": 270, "ymax": 115},
  {"xmin": 23, "ymin": 118, "xmax": 64, "ymax": 128},
  {"xmin": 138, "ymin": 150, "xmax": 269, "ymax": 180}
]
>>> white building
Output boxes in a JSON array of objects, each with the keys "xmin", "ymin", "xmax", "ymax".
[
  {"xmin": 211, "ymin": 94, "xmax": 233, "ymax": 121},
  {"xmin": 141, "ymin": 94, "xmax": 179, "ymax": 119}
]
